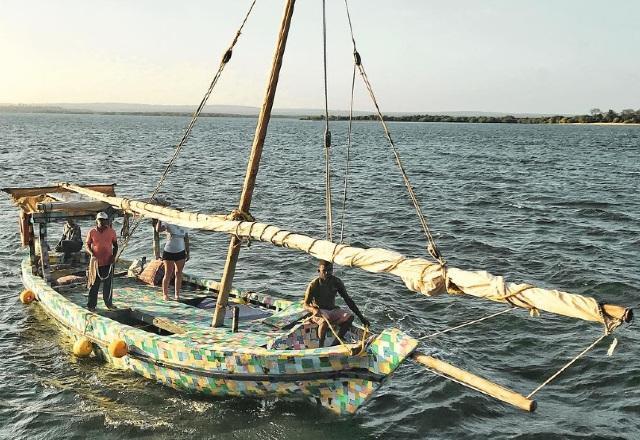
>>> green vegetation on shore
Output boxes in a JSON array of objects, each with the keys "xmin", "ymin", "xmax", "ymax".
[
  {"xmin": 2, "ymin": 105, "xmax": 639, "ymax": 124},
  {"xmin": 302, "ymin": 108, "xmax": 640, "ymax": 124}
]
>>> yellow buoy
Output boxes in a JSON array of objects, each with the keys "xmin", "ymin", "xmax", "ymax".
[
  {"xmin": 108, "ymin": 339, "xmax": 128, "ymax": 358},
  {"xmin": 73, "ymin": 337, "xmax": 93, "ymax": 357},
  {"xmin": 20, "ymin": 290, "xmax": 36, "ymax": 304}
]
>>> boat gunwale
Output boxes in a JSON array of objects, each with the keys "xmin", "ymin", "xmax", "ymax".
[{"xmin": 22, "ymin": 257, "xmax": 416, "ymax": 370}]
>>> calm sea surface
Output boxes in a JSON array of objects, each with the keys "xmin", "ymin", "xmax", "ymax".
[{"xmin": 0, "ymin": 113, "xmax": 638, "ymax": 439}]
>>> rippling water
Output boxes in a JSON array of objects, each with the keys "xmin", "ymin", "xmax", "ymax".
[{"xmin": 0, "ymin": 113, "xmax": 638, "ymax": 439}]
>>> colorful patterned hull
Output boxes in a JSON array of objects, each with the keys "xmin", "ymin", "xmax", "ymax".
[{"xmin": 20, "ymin": 257, "xmax": 418, "ymax": 415}]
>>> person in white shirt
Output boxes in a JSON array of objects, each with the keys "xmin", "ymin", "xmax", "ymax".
[{"xmin": 155, "ymin": 220, "xmax": 190, "ymax": 301}]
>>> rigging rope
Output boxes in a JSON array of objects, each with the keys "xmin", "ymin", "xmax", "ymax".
[
  {"xmin": 115, "ymin": 0, "xmax": 258, "ymax": 261},
  {"xmin": 527, "ymin": 332, "xmax": 609, "ymax": 399},
  {"xmin": 338, "ymin": 59, "xmax": 357, "ymax": 244},
  {"xmin": 322, "ymin": 0, "xmax": 333, "ymax": 242},
  {"xmin": 342, "ymin": 0, "xmax": 444, "ymax": 265},
  {"xmin": 418, "ymin": 307, "xmax": 513, "ymax": 340}
]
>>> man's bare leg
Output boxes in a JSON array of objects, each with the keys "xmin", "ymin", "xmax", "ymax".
[
  {"xmin": 317, "ymin": 320, "xmax": 328, "ymax": 347},
  {"xmin": 337, "ymin": 316, "xmax": 354, "ymax": 342}
]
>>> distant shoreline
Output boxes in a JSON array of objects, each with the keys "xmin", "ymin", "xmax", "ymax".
[
  {"xmin": 569, "ymin": 122, "xmax": 640, "ymax": 126},
  {"xmin": 0, "ymin": 107, "xmax": 294, "ymax": 119},
  {"xmin": 1, "ymin": 106, "xmax": 638, "ymax": 125},
  {"xmin": 302, "ymin": 112, "xmax": 640, "ymax": 125}
]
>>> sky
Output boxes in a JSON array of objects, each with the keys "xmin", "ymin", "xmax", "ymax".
[{"xmin": 1, "ymin": 0, "xmax": 639, "ymax": 114}]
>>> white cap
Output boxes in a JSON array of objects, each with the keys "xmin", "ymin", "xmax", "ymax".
[{"xmin": 96, "ymin": 212, "xmax": 108, "ymax": 220}]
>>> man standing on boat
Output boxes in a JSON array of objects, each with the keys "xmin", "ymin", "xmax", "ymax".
[
  {"xmin": 85, "ymin": 212, "xmax": 118, "ymax": 311},
  {"xmin": 304, "ymin": 260, "xmax": 370, "ymax": 347}
]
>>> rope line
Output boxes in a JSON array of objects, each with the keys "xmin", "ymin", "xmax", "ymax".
[
  {"xmin": 338, "ymin": 62, "xmax": 357, "ymax": 244},
  {"xmin": 418, "ymin": 308, "xmax": 513, "ymax": 340},
  {"xmin": 342, "ymin": 0, "xmax": 443, "ymax": 264},
  {"xmin": 321, "ymin": 315, "xmax": 370, "ymax": 355},
  {"xmin": 116, "ymin": 0, "xmax": 258, "ymax": 261},
  {"xmin": 527, "ymin": 333, "xmax": 608, "ymax": 398},
  {"xmin": 322, "ymin": 0, "xmax": 333, "ymax": 242}
]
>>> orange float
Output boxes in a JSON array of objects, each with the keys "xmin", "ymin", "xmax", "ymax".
[
  {"xmin": 73, "ymin": 337, "xmax": 93, "ymax": 357},
  {"xmin": 19, "ymin": 290, "xmax": 35, "ymax": 304},
  {"xmin": 108, "ymin": 339, "xmax": 128, "ymax": 358}
]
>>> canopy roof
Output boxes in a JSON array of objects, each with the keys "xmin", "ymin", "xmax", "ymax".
[{"xmin": 2, "ymin": 184, "xmax": 116, "ymax": 216}]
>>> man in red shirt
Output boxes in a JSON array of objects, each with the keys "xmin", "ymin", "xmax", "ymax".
[{"xmin": 85, "ymin": 212, "xmax": 118, "ymax": 311}]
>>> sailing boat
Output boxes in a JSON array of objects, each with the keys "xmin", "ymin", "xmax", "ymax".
[{"xmin": 2, "ymin": 0, "xmax": 633, "ymax": 416}]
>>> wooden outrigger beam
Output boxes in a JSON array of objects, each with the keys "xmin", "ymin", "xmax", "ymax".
[{"xmin": 412, "ymin": 352, "xmax": 536, "ymax": 412}]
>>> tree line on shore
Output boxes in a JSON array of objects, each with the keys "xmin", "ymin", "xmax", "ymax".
[
  {"xmin": 302, "ymin": 108, "xmax": 640, "ymax": 124},
  {"xmin": 2, "ymin": 105, "xmax": 639, "ymax": 124}
]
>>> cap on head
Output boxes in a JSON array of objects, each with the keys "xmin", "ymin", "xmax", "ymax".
[{"xmin": 96, "ymin": 212, "xmax": 108, "ymax": 220}]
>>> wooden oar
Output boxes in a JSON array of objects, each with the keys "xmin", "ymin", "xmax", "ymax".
[{"xmin": 411, "ymin": 351, "xmax": 536, "ymax": 412}]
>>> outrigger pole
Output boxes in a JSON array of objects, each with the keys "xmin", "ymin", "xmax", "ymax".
[{"xmin": 212, "ymin": 0, "xmax": 296, "ymax": 327}]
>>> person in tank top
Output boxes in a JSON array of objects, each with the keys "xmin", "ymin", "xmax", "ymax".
[{"xmin": 156, "ymin": 219, "xmax": 190, "ymax": 301}]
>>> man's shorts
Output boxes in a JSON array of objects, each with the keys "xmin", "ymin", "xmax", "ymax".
[{"xmin": 311, "ymin": 308, "xmax": 353, "ymax": 325}]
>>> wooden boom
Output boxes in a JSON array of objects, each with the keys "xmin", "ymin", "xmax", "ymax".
[{"xmin": 55, "ymin": 182, "xmax": 632, "ymax": 328}]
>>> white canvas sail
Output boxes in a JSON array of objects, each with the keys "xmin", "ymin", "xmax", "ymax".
[{"xmin": 57, "ymin": 183, "xmax": 630, "ymax": 330}]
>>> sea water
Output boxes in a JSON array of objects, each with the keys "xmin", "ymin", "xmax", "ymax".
[{"xmin": 0, "ymin": 113, "xmax": 638, "ymax": 439}]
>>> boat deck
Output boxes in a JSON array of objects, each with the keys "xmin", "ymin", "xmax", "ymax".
[{"xmin": 51, "ymin": 268, "xmax": 345, "ymax": 351}]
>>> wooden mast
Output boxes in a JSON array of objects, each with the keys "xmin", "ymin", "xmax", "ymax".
[{"xmin": 212, "ymin": 0, "xmax": 296, "ymax": 327}]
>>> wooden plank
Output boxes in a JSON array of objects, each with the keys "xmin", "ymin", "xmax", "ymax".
[
  {"xmin": 36, "ymin": 200, "xmax": 111, "ymax": 212},
  {"xmin": 31, "ymin": 210, "xmax": 124, "ymax": 222},
  {"xmin": 2, "ymin": 184, "xmax": 116, "ymax": 198},
  {"xmin": 129, "ymin": 309, "xmax": 187, "ymax": 335}
]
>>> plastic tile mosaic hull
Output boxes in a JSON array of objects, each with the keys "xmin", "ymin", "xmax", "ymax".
[{"xmin": 20, "ymin": 257, "xmax": 418, "ymax": 415}]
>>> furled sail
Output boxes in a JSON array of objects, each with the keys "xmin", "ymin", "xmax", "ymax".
[{"xmin": 58, "ymin": 183, "xmax": 631, "ymax": 330}]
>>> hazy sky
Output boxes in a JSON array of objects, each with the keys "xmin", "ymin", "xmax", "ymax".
[{"xmin": 1, "ymin": 0, "xmax": 639, "ymax": 114}]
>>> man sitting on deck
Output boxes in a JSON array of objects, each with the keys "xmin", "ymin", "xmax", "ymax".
[
  {"xmin": 55, "ymin": 218, "xmax": 82, "ymax": 263},
  {"xmin": 303, "ymin": 260, "xmax": 370, "ymax": 347}
]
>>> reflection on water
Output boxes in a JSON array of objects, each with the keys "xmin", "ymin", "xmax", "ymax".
[{"xmin": 0, "ymin": 114, "xmax": 638, "ymax": 439}]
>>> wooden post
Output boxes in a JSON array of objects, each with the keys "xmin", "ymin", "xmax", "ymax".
[
  {"xmin": 38, "ymin": 222, "xmax": 52, "ymax": 284},
  {"xmin": 411, "ymin": 351, "xmax": 537, "ymax": 412},
  {"xmin": 28, "ymin": 221, "xmax": 37, "ymax": 274},
  {"xmin": 232, "ymin": 306, "xmax": 239, "ymax": 333},
  {"xmin": 212, "ymin": 0, "xmax": 296, "ymax": 327},
  {"xmin": 152, "ymin": 221, "xmax": 161, "ymax": 259}
]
